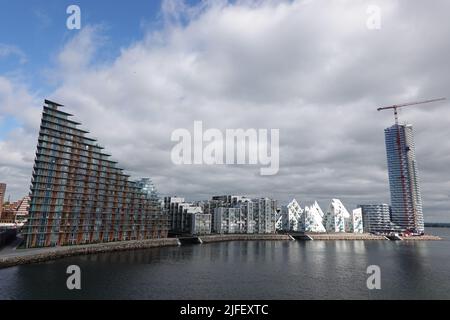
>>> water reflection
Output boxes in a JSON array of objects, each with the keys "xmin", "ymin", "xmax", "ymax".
[{"xmin": 1, "ymin": 230, "xmax": 450, "ymax": 300}]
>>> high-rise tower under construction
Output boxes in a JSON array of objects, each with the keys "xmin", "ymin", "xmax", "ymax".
[{"xmin": 384, "ymin": 124, "xmax": 424, "ymax": 233}]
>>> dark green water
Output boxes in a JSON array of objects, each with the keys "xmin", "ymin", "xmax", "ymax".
[{"xmin": 1, "ymin": 228, "xmax": 450, "ymax": 299}]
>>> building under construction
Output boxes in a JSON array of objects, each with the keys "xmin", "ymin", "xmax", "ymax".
[
  {"xmin": 23, "ymin": 100, "xmax": 168, "ymax": 248},
  {"xmin": 384, "ymin": 124, "xmax": 424, "ymax": 233},
  {"xmin": 378, "ymin": 98, "xmax": 445, "ymax": 234}
]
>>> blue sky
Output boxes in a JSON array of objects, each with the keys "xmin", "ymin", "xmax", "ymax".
[
  {"xmin": 0, "ymin": 0, "xmax": 163, "ymax": 83},
  {"xmin": 0, "ymin": 0, "xmax": 198, "ymax": 140}
]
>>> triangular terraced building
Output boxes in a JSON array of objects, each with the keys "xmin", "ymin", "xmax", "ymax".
[{"xmin": 23, "ymin": 100, "xmax": 168, "ymax": 248}]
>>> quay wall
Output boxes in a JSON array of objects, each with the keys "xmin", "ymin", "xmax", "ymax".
[
  {"xmin": 199, "ymin": 234, "xmax": 292, "ymax": 243},
  {"xmin": 400, "ymin": 235, "xmax": 442, "ymax": 241},
  {"xmin": 305, "ymin": 233, "xmax": 388, "ymax": 240},
  {"xmin": 302, "ymin": 233, "xmax": 442, "ymax": 241},
  {"xmin": 0, "ymin": 229, "xmax": 17, "ymax": 248},
  {"xmin": 0, "ymin": 238, "xmax": 179, "ymax": 269}
]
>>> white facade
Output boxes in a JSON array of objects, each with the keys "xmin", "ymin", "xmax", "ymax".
[
  {"xmin": 214, "ymin": 197, "xmax": 276, "ymax": 234},
  {"xmin": 350, "ymin": 208, "xmax": 364, "ymax": 233},
  {"xmin": 303, "ymin": 201, "xmax": 326, "ymax": 233},
  {"xmin": 278, "ymin": 198, "xmax": 364, "ymax": 234},
  {"xmin": 277, "ymin": 199, "xmax": 326, "ymax": 233},
  {"xmin": 252, "ymin": 198, "xmax": 277, "ymax": 234},
  {"xmin": 188, "ymin": 213, "xmax": 211, "ymax": 235},
  {"xmin": 323, "ymin": 199, "xmax": 364, "ymax": 233},
  {"xmin": 214, "ymin": 207, "xmax": 246, "ymax": 233},
  {"xmin": 239, "ymin": 200, "xmax": 255, "ymax": 233},
  {"xmin": 324, "ymin": 199, "xmax": 349, "ymax": 233},
  {"xmin": 279, "ymin": 199, "xmax": 303, "ymax": 231}
]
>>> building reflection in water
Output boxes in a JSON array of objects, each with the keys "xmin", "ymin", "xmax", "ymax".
[{"xmin": 4, "ymin": 230, "xmax": 450, "ymax": 299}]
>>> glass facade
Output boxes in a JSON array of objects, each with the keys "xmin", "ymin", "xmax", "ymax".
[
  {"xmin": 136, "ymin": 178, "xmax": 159, "ymax": 201},
  {"xmin": 213, "ymin": 197, "xmax": 276, "ymax": 234},
  {"xmin": 359, "ymin": 204, "xmax": 391, "ymax": 233},
  {"xmin": 23, "ymin": 100, "xmax": 168, "ymax": 248},
  {"xmin": 385, "ymin": 124, "xmax": 424, "ymax": 233}
]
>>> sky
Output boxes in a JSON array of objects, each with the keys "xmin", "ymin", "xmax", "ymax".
[{"xmin": 0, "ymin": 0, "xmax": 449, "ymax": 222}]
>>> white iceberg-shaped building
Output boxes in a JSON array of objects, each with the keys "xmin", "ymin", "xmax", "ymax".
[
  {"xmin": 303, "ymin": 201, "xmax": 326, "ymax": 233},
  {"xmin": 350, "ymin": 208, "xmax": 364, "ymax": 233},
  {"xmin": 324, "ymin": 199, "xmax": 349, "ymax": 233},
  {"xmin": 323, "ymin": 199, "xmax": 364, "ymax": 233},
  {"xmin": 278, "ymin": 198, "xmax": 326, "ymax": 233},
  {"xmin": 278, "ymin": 198, "xmax": 303, "ymax": 231},
  {"xmin": 278, "ymin": 198, "xmax": 365, "ymax": 234}
]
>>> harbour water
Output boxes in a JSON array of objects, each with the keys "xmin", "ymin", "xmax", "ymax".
[{"xmin": 1, "ymin": 228, "xmax": 449, "ymax": 300}]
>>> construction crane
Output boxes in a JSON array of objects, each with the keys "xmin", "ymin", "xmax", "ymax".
[
  {"xmin": 377, "ymin": 97, "xmax": 446, "ymax": 234},
  {"xmin": 377, "ymin": 97, "xmax": 446, "ymax": 125}
]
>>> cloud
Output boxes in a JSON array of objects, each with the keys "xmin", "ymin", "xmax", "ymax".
[
  {"xmin": 0, "ymin": 77, "xmax": 41, "ymax": 130},
  {"xmin": 0, "ymin": 44, "xmax": 27, "ymax": 64},
  {"xmin": 0, "ymin": 76, "xmax": 41, "ymax": 200},
  {"xmin": 33, "ymin": 8, "xmax": 52, "ymax": 30},
  {"xmin": 1, "ymin": 0, "xmax": 450, "ymax": 222}
]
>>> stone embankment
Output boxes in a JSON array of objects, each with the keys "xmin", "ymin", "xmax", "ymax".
[
  {"xmin": 304, "ymin": 233, "xmax": 387, "ymax": 240},
  {"xmin": 0, "ymin": 238, "xmax": 179, "ymax": 269},
  {"xmin": 303, "ymin": 232, "xmax": 442, "ymax": 241},
  {"xmin": 400, "ymin": 235, "xmax": 442, "ymax": 241},
  {"xmin": 199, "ymin": 234, "xmax": 292, "ymax": 243}
]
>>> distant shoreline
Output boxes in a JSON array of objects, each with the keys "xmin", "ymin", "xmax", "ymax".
[{"xmin": 425, "ymin": 223, "xmax": 450, "ymax": 228}]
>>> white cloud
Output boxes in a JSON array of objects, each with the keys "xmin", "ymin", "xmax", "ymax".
[
  {"xmin": 1, "ymin": 0, "xmax": 450, "ymax": 221},
  {"xmin": 0, "ymin": 44, "xmax": 27, "ymax": 64},
  {"xmin": 0, "ymin": 77, "xmax": 41, "ymax": 130},
  {"xmin": 0, "ymin": 76, "xmax": 41, "ymax": 200}
]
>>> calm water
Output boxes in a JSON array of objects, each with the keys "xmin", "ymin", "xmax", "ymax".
[{"xmin": 1, "ymin": 228, "xmax": 450, "ymax": 300}]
